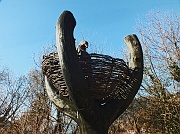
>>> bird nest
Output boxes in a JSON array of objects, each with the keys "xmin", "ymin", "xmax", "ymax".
[{"xmin": 42, "ymin": 52, "xmax": 135, "ymax": 100}]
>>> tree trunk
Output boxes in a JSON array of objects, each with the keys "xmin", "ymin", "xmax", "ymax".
[{"xmin": 78, "ymin": 118, "xmax": 108, "ymax": 134}]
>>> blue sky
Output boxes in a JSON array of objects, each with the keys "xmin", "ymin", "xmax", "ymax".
[{"xmin": 0, "ymin": 0, "xmax": 179, "ymax": 76}]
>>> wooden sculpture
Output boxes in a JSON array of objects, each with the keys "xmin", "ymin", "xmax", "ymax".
[{"xmin": 42, "ymin": 10, "xmax": 143, "ymax": 134}]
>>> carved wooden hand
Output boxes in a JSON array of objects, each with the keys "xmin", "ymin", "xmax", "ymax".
[{"xmin": 44, "ymin": 10, "xmax": 143, "ymax": 134}]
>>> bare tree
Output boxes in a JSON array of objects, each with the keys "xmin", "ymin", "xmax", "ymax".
[
  {"xmin": 14, "ymin": 68, "xmax": 79, "ymax": 134},
  {"xmin": 0, "ymin": 68, "xmax": 31, "ymax": 133},
  {"xmin": 108, "ymin": 11, "xmax": 180, "ymax": 134},
  {"xmin": 135, "ymin": 11, "xmax": 180, "ymax": 133},
  {"xmin": 13, "ymin": 69, "xmax": 54, "ymax": 134}
]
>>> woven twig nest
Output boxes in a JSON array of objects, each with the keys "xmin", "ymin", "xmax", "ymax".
[{"xmin": 42, "ymin": 52, "xmax": 135, "ymax": 100}]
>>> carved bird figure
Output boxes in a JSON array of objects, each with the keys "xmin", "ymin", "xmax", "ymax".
[{"xmin": 76, "ymin": 40, "xmax": 88, "ymax": 55}]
